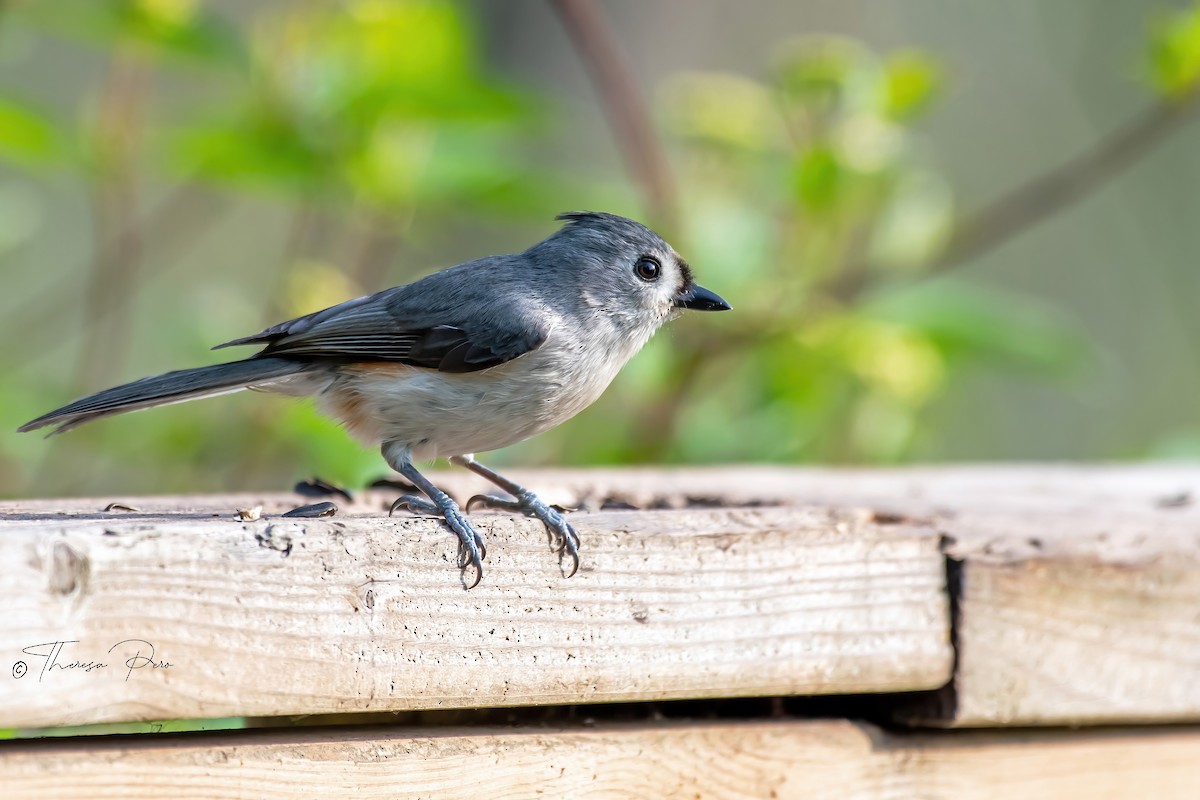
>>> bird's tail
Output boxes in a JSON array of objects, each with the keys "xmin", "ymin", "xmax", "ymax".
[{"xmin": 18, "ymin": 357, "xmax": 310, "ymax": 436}]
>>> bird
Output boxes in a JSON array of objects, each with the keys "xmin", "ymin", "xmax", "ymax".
[{"xmin": 19, "ymin": 211, "xmax": 731, "ymax": 587}]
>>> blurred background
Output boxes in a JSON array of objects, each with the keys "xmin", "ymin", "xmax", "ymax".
[{"xmin": 3, "ymin": 0, "xmax": 1200, "ymax": 499}]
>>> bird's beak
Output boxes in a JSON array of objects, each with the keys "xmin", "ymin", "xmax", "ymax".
[{"xmin": 674, "ymin": 283, "xmax": 731, "ymax": 312}]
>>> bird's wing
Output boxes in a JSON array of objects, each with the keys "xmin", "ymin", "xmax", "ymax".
[{"xmin": 213, "ymin": 282, "xmax": 549, "ymax": 374}]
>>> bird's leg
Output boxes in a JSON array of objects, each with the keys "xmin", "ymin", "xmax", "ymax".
[
  {"xmin": 382, "ymin": 443, "xmax": 486, "ymax": 589},
  {"xmin": 451, "ymin": 454, "xmax": 580, "ymax": 578}
]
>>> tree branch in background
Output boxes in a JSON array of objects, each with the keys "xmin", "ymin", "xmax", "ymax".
[
  {"xmin": 550, "ymin": 0, "xmax": 678, "ymax": 230},
  {"xmin": 549, "ymin": 0, "xmax": 687, "ymax": 458},
  {"xmin": 935, "ymin": 92, "xmax": 1200, "ymax": 273},
  {"xmin": 832, "ymin": 91, "xmax": 1200, "ymax": 301}
]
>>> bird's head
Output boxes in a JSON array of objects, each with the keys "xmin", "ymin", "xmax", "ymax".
[{"xmin": 535, "ymin": 211, "xmax": 730, "ymax": 329}]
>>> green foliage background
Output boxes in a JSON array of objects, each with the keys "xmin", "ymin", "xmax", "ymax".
[{"xmin": 3, "ymin": 0, "xmax": 1200, "ymax": 498}]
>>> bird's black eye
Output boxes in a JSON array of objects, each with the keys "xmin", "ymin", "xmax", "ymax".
[{"xmin": 634, "ymin": 256, "xmax": 661, "ymax": 282}]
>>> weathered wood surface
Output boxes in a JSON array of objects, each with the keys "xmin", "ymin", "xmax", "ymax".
[
  {"xmin": 481, "ymin": 463, "xmax": 1200, "ymax": 727},
  {"xmin": 5, "ymin": 463, "xmax": 1200, "ymax": 728},
  {"xmin": 3, "ymin": 719, "xmax": 1199, "ymax": 799},
  {"xmin": 16, "ymin": 461, "xmax": 1200, "ymax": 518},
  {"xmin": 907, "ymin": 527, "xmax": 1200, "ymax": 727},
  {"xmin": 741, "ymin": 462, "xmax": 1200, "ymax": 728},
  {"xmin": 0, "ymin": 498, "xmax": 950, "ymax": 728}
]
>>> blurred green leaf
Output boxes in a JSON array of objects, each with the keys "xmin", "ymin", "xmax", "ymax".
[
  {"xmin": 833, "ymin": 115, "xmax": 904, "ymax": 173},
  {"xmin": 683, "ymin": 196, "xmax": 775, "ymax": 294},
  {"xmin": 338, "ymin": 0, "xmax": 472, "ymax": 85},
  {"xmin": 775, "ymin": 36, "xmax": 872, "ymax": 117},
  {"xmin": 279, "ymin": 401, "xmax": 389, "ymax": 488},
  {"xmin": 169, "ymin": 0, "xmax": 535, "ymax": 207},
  {"xmin": 1148, "ymin": 3, "xmax": 1200, "ymax": 97},
  {"xmin": 866, "ymin": 279, "xmax": 1087, "ymax": 374},
  {"xmin": 801, "ymin": 315, "xmax": 946, "ymax": 404},
  {"xmin": 0, "ymin": 96, "xmax": 69, "ymax": 166},
  {"xmin": 869, "ymin": 170, "xmax": 954, "ymax": 269},
  {"xmin": 412, "ymin": 133, "xmax": 537, "ymax": 203},
  {"xmin": 794, "ymin": 144, "xmax": 845, "ymax": 211},
  {"xmin": 661, "ymin": 71, "xmax": 785, "ymax": 152},
  {"xmin": 173, "ymin": 122, "xmax": 327, "ymax": 191},
  {"xmin": 18, "ymin": 0, "xmax": 246, "ymax": 68},
  {"xmin": 881, "ymin": 51, "xmax": 942, "ymax": 122}
]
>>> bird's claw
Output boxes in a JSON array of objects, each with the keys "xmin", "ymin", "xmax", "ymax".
[
  {"xmin": 390, "ymin": 493, "xmax": 486, "ymax": 587},
  {"xmin": 388, "ymin": 494, "xmax": 439, "ymax": 517},
  {"xmin": 441, "ymin": 503, "xmax": 486, "ymax": 588},
  {"xmin": 466, "ymin": 493, "xmax": 523, "ymax": 513},
  {"xmin": 468, "ymin": 489, "xmax": 580, "ymax": 578},
  {"xmin": 541, "ymin": 506, "xmax": 581, "ymax": 578}
]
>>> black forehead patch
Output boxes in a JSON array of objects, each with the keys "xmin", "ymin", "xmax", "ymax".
[{"xmin": 677, "ymin": 258, "xmax": 695, "ymax": 290}]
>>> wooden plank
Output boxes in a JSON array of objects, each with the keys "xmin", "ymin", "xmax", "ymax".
[
  {"xmin": 2, "ymin": 720, "xmax": 1199, "ymax": 799},
  {"xmin": 10, "ymin": 463, "xmax": 1198, "ymax": 728},
  {"xmin": 0, "ymin": 503, "xmax": 950, "ymax": 728},
  {"xmin": 392, "ymin": 463, "xmax": 1200, "ymax": 518},
  {"xmin": 896, "ymin": 508, "xmax": 1200, "ymax": 727},
  {"xmin": 17, "ymin": 462, "xmax": 1200, "ymax": 520},
  {"xmin": 483, "ymin": 462, "xmax": 1200, "ymax": 727}
]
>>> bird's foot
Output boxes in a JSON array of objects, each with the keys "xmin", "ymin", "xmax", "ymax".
[
  {"xmin": 390, "ymin": 494, "xmax": 487, "ymax": 588},
  {"xmin": 467, "ymin": 489, "xmax": 580, "ymax": 578}
]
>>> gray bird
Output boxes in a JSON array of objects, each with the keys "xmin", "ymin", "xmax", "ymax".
[{"xmin": 19, "ymin": 212, "xmax": 730, "ymax": 587}]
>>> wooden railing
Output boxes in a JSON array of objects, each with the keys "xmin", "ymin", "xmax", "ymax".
[{"xmin": 2, "ymin": 465, "xmax": 1198, "ymax": 797}]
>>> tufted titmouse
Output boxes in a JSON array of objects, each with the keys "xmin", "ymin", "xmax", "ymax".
[{"xmin": 20, "ymin": 212, "xmax": 730, "ymax": 587}]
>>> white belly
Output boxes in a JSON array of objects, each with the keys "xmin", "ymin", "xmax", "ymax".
[{"xmin": 316, "ymin": 341, "xmax": 634, "ymax": 460}]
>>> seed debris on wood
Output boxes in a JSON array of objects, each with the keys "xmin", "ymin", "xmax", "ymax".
[
  {"xmin": 294, "ymin": 477, "xmax": 354, "ymax": 503},
  {"xmin": 1156, "ymin": 491, "xmax": 1193, "ymax": 508},
  {"xmin": 282, "ymin": 501, "xmax": 338, "ymax": 518},
  {"xmin": 369, "ymin": 477, "xmax": 420, "ymax": 493}
]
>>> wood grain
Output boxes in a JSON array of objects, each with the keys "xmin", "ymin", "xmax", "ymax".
[
  {"xmin": 2, "ymin": 720, "xmax": 1199, "ymax": 799},
  {"xmin": 9, "ymin": 463, "xmax": 1200, "ymax": 728},
  {"xmin": 900, "ymin": 508, "xmax": 1200, "ymax": 726},
  {"xmin": 432, "ymin": 462, "xmax": 1200, "ymax": 728},
  {"xmin": 541, "ymin": 464, "xmax": 1200, "ymax": 727},
  {"xmin": 0, "ymin": 504, "xmax": 950, "ymax": 728}
]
